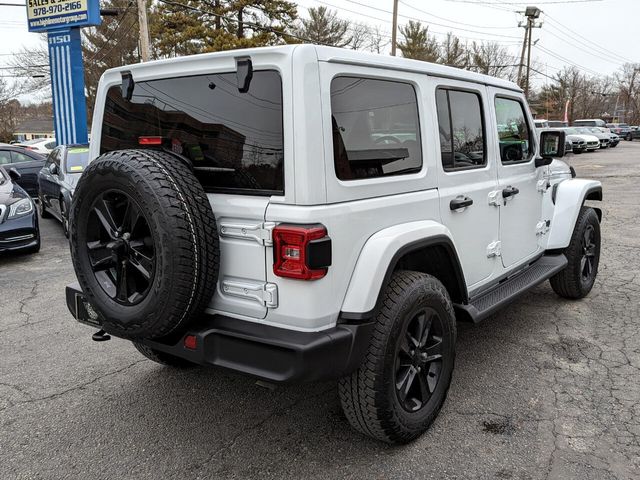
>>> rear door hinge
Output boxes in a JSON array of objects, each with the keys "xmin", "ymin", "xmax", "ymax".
[
  {"xmin": 486, "ymin": 240, "xmax": 502, "ymax": 258},
  {"xmin": 221, "ymin": 279, "xmax": 279, "ymax": 308},
  {"xmin": 219, "ymin": 221, "xmax": 276, "ymax": 246},
  {"xmin": 537, "ymin": 179, "xmax": 550, "ymax": 193},
  {"xmin": 488, "ymin": 190, "xmax": 502, "ymax": 207},
  {"xmin": 536, "ymin": 220, "xmax": 551, "ymax": 235}
]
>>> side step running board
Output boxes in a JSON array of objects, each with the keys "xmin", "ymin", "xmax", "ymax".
[{"xmin": 455, "ymin": 254, "xmax": 567, "ymax": 323}]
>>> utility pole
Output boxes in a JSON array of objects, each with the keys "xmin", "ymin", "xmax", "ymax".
[
  {"xmin": 137, "ymin": 0, "xmax": 151, "ymax": 62},
  {"xmin": 391, "ymin": 0, "xmax": 399, "ymax": 56},
  {"xmin": 517, "ymin": 6, "xmax": 542, "ymax": 97}
]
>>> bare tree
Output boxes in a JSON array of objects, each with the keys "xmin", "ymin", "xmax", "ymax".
[
  {"xmin": 368, "ymin": 25, "xmax": 390, "ymax": 54},
  {"xmin": 616, "ymin": 63, "xmax": 640, "ymax": 124}
]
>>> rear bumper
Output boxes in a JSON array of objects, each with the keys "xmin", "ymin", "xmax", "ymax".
[{"xmin": 65, "ymin": 283, "xmax": 374, "ymax": 384}]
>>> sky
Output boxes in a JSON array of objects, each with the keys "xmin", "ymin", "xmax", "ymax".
[{"xmin": 1, "ymin": 0, "xmax": 639, "ymax": 102}]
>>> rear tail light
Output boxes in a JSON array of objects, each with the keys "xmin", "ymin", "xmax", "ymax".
[
  {"xmin": 272, "ymin": 224, "xmax": 331, "ymax": 280},
  {"xmin": 138, "ymin": 136, "xmax": 163, "ymax": 145}
]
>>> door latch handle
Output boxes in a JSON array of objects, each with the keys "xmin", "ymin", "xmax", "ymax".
[
  {"xmin": 450, "ymin": 196, "xmax": 473, "ymax": 210},
  {"xmin": 502, "ymin": 186, "xmax": 520, "ymax": 198}
]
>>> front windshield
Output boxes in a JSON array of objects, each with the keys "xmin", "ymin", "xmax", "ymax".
[
  {"xmin": 564, "ymin": 128, "xmax": 578, "ymax": 135},
  {"xmin": 65, "ymin": 147, "xmax": 90, "ymax": 173}
]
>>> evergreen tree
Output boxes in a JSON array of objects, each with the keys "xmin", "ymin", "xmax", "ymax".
[
  {"xmin": 151, "ymin": 0, "xmax": 298, "ymax": 57},
  {"xmin": 440, "ymin": 33, "xmax": 468, "ymax": 68},
  {"xmin": 397, "ymin": 21, "xmax": 439, "ymax": 62},
  {"xmin": 295, "ymin": 6, "xmax": 352, "ymax": 47}
]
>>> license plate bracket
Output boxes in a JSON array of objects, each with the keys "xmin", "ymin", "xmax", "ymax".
[{"xmin": 74, "ymin": 294, "xmax": 103, "ymax": 327}]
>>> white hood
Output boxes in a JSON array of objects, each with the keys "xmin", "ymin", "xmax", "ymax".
[{"xmin": 569, "ymin": 134, "xmax": 599, "ymax": 143}]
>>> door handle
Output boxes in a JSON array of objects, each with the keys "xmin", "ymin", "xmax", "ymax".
[
  {"xmin": 450, "ymin": 196, "xmax": 473, "ymax": 210},
  {"xmin": 502, "ymin": 186, "xmax": 520, "ymax": 198}
]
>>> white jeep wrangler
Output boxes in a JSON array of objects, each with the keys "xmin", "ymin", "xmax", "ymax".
[{"xmin": 66, "ymin": 45, "xmax": 602, "ymax": 444}]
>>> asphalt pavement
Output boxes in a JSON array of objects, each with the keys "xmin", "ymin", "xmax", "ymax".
[{"xmin": 1, "ymin": 142, "xmax": 639, "ymax": 480}]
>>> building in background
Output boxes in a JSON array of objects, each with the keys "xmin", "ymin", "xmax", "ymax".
[{"xmin": 12, "ymin": 118, "xmax": 54, "ymax": 142}]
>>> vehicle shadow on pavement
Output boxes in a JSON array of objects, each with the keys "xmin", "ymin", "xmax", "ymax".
[{"xmin": 82, "ymin": 286, "xmax": 562, "ymax": 478}]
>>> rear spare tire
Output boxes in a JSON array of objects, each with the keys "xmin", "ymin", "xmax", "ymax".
[{"xmin": 69, "ymin": 149, "xmax": 219, "ymax": 339}]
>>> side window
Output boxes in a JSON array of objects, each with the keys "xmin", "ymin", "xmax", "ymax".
[
  {"xmin": 0, "ymin": 150, "xmax": 11, "ymax": 165},
  {"xmin": 10, "ymin": 151, "xmax": 33, "ymax": 163},
  {"xmin": 494, "ymin": 97, "xmax": 533, "ymax": 164},
  {"xmin": 436, "ymin": 88, "xmax": 486, "ymax": 171},
  {"xmin": 331, "ymin": 76, "xmax": 422, "ymax": 181},
  {"xmin": 45, "ymin": 141, "xmax": 56, "ymax": 150}
]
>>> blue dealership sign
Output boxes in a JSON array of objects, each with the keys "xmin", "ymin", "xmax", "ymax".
[
  {"xmin": 27, "ymin": 0, "xmax": 101, "ymax": 33},
  {"xmin": 47, "ymin": 28, "xmax": 89, "ymax": 145}
]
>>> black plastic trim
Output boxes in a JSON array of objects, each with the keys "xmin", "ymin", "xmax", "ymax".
[
  {"xmin": 456, "ymin": 254, "xmax": 567, "ymax": 323},
  {"xmin": 306, "ymin": 237, "xmax": 332, "ymax": 269},
  {"xmin": 66, "ymin": 283, "xmax": 373, "ymax": 384},
  {"xmin": 340, "ymin": 235, "xmax": 468, "ymax": 322}
]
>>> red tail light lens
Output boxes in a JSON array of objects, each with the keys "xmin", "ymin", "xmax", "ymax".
[
  {"xmin": 138, "ymin": 136, "xmax": 163, "ymax": 145},
  {"xmin": 273, "ymin": 224, "xmax": 331, "ymax": 280}
]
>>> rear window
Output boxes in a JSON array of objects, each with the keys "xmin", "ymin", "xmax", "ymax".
[
  {"xmin": 101, "ymin": 70, "xmax": 284, "ymax": 195},
  {"xmin": 66, "ymin": 147, "xmax": 90, "ymax": 173}
]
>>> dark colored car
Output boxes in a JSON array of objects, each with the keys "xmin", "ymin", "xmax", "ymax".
[
  {"xmin": 0, "ymin": 145, "xmax": 46, "ymax": 197},
  {"xmin": 38, "ymin": 144, "xmax": 90, "ymax": 236},
  {"xmin": 0, "ymin": 166, "xmax": 40, "ymax": 254},
  {"xmin": 606, "ymin": 123, "xmax": 632, "ymax": 141}
]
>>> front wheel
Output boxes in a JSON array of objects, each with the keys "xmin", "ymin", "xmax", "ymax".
[
  {"xmin": 38, "ymin": 194, "xmax": 51, "ymax": 219},
  {"xmin": 550, "ymin": 207, "xmax": 601, "ymax": 299},
  {"xmin": 60, "ymin": 199, "xmax": 69, "ymax": 238},
  {"xmin": 338, "ymin": 271, "xmax": 456, "ymax": 444}
]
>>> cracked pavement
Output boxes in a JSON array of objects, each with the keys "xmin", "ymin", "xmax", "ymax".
[{"xmin": 1, "ymin": 143, "xmax": 639, "ymax": 479}]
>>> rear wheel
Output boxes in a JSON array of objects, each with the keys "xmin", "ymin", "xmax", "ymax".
[
  {"xmin": 338, "ymin": 271, "xmax": 456, "ymax": 444},
  {"xmin": 550, "ymin": 207, "xmax": 600, "ymax": 299}
]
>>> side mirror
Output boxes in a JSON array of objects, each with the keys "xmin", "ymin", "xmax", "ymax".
[
  {"xmin": 536, "ymin": 130, "xmax": 565, "ymax": 167},
  {"xmin": 48, "ymin": 163, "xmax": 58, "ymax": 175},
  {"xmin": 8, "ymin": 167, "xmax": 21, "ymax": 181}
]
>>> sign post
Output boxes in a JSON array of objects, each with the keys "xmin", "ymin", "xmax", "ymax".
[
  {"xmin": 47, "ymin": 29, "xmax": 88, "ymax": 145},
  {"xmin": 26, "ymin": 0, "xmax": 101, "ymax": 146}
]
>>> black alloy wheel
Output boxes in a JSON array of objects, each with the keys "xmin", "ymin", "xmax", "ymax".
[
  {"xmin": 580, "ymin": 224, "xmax": 597, "ymax": 285},
  {"xmin": 550, "ymin": 207, "xmax": 600, "ymax": 299},
  {"xmin": 338, "ymin": 271, "xmax": 456, "ymax": 444},
  {"xmin": 85, "ymin": 189, "xmax": 155, "ymax": 306},
  {"xmin": 395, "ymin": 307, "xmax": 445, "ymax": 412}
]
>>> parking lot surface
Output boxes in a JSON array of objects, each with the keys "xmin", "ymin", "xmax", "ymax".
[{"xmin": 1, "ymin": 143, "xmax": 639, "ymax": 480}]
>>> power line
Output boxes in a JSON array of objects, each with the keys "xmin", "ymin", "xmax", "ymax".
[
  {"xmin": 398, "ymin": 0, "xmax": 517, "ymax": 30},
  {"xmin": 310, "ymin": 0, "xmax": 522, "ymax": 44},
  {"xmin": 535, "ymin": 43, "xmax": 600, "ymax": 76},
  {"xmin": 544, "ymin": 14, "xmax": 634, "ymax": 64},
  {"xmin": 328, "ymin": 0, "xmax": 522, "ymax": 39},
  {"xmin": 541, "ymin": 26, "xmax": 622, "ymax": 66}
]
